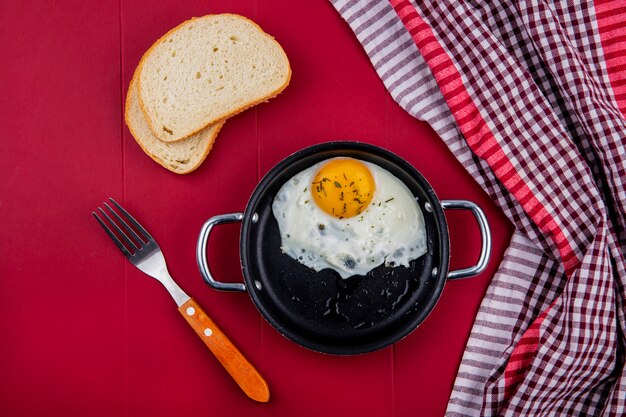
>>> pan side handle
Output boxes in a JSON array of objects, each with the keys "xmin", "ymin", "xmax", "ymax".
[
  {"xmin": 441, "ymin": 200, "xmax": 492, "ymax": 280},
  {"xmin": 197, "ymin": 213, "xmax": 247, "ymax": 292}
]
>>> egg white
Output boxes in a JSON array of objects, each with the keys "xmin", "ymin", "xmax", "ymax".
[{"xmin": 271, "ymin": 158, "xmax": 427, "ymax": 278}]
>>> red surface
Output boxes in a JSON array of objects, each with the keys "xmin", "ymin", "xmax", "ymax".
[{"xmin": 0, "ymin": 1, "xmax": 513, "ymax": 416}]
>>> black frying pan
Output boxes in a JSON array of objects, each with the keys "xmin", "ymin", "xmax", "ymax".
[{"xmin": 197, "ymin": 142, "xmax": 490, "ymax": 355}]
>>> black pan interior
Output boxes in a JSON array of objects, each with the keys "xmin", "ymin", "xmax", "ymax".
[{"xmin": 240, "ymin": 142, "xmax": 449, "ymax": 354}]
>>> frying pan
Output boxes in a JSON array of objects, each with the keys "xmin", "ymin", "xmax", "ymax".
[{"xmin": 196, "ymin": 142, "xmax": 491, "ymax": 355}]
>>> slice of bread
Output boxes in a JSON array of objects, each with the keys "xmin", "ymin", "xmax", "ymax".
[
  {"xmin": 125, "ymin": 72, "xmax": 224, "ymax": 174},
  {"xmin": 137, "ymin": 14, "xmax": 291, "ymax": 142}
]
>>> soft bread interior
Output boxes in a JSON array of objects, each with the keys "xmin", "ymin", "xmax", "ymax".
[{"xmin": 137, "ymin": 14, "xmax": 290, "ymax": 142}]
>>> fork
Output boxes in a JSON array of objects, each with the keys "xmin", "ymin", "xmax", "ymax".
[{"xmin": 93, "ymin": 198, "xmax": 269, "ymax": 402}]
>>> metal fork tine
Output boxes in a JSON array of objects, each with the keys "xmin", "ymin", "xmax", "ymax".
[
  {"xmin": 104, "ymin": 202, "xmax": 144, "ymax": 248},
  {"xmin": 92, "ymin": 211, "xmax": 132, "ymax": 257},
  {"xmin": 97, "ymin": 207, "xmax": 138, "ymax": 254},
  {"xmin": 108, "ymin": 198, "xmax": 154, "ymax": 242}
]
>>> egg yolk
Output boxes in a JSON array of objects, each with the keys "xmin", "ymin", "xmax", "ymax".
[{"xmin": 311, "ymin": 158, "xmax": 375, "ymax": 219}]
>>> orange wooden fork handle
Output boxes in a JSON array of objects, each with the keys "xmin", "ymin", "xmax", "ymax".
[{"xmin": 178, "ymin": 298, "xmax": 270, "ymax": 402}]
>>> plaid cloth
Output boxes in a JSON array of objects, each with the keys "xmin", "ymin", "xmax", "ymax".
[{"xmin": 330, "ymin": 0, "xmax": 626, "ymax": 415}]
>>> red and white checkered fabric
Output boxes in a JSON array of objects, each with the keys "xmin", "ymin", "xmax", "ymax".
[{"xmin": 330, "ymin": 0, "xmax": 626, "ymax": 415}]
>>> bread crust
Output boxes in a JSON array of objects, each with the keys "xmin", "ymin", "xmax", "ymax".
[
  {"xmin": 136, "ymin": 13, "xmax": 291, "ymax": 142},
  {"xmin": 125, "ymin": 69, "xmax": 225, "ymax": 174}
]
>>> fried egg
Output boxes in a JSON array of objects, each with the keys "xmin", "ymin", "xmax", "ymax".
[{"xmin": 272, "ymin": 157, "xmax": 427, "ymax": 278}]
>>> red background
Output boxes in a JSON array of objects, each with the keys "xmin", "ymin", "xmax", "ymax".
[{"xmin": 0, "ymin": 1, "xmax": 512, "ymax": 416}]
